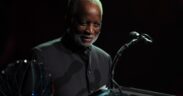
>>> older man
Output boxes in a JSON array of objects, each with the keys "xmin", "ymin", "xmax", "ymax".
[{"xmin": 31, "ymin": 0, "xmax": 112, "ymax": 96}]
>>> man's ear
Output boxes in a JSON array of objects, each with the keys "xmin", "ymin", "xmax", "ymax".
[
  {"xmin": 64, "ymin": 0, "xmax": 72, "ymax": 31},
  {"xmin": 64, "ymin": 15, "xmax": 69, "ymax": 30},
  {"xmin": 64, "ymin": 14, "xmax": 74, "ymax": 33}
]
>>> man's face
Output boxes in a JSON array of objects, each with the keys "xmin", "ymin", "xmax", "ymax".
[{"xmin": 70, "ymin": 1, "xmax": 102, "ymax": 47}]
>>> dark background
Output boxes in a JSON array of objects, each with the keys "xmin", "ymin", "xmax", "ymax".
[{"xmin": 1, "ymin": 0, "xmax": 182, "ymax": 95}]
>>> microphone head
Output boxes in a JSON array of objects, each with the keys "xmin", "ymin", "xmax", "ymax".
[
  {"xmin": 129, "ymin": 31, "xmax": 140, "ymax": 39},
  {"xmin": 141, "ymin": 33, "xmax": 153, "ymax": 43},
  {"xmin": 129, "ymin": 31, "xmax": 153, "ymax": 43}
]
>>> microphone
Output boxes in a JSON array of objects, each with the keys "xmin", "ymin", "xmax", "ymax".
[
  {"xmin": 116, "ymin": 31, "xmax": 153, "ymax": 56},
  {"xmin": 130, "ymin": 31, "xmax": 153, "ymax": 43}
]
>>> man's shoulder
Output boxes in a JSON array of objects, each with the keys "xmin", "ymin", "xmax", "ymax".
[
  {"xmin": 92, "ymin": 45, "xmax": 111, "ymax": 58},
  {"xmin": 33, "ymin": 38, "xmax": 61, "ymax": 51}
]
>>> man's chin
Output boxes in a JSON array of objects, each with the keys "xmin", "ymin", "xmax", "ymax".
[{"xmin": 80, "ymin": 43, "xmax": 92, "ymax": 47}]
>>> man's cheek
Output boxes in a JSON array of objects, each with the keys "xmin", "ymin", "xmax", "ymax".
[
  {"xmin": 95, "ymin": 31, "xmax": 100, "ymax": 36},
  {"xmin": 75, "ymin": 27, "xmax": 83, "ymax": 34}
]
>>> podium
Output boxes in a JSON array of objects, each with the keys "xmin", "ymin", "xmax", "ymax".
[
  {"xmin": 91, "ymin": 86, "xmax": 175, "ymax": 96},
  {"xmin": 114, "ymin": 86, "xmax": 175, "ymax": 96}
]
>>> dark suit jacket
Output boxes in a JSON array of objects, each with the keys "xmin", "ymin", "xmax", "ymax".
[{"xmin": 32, "ymin": 38, "xmax": 112, "ymax": 96}]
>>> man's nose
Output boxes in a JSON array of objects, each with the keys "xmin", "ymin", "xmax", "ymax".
[{"xmin": 85, "ymin": 24, "xmax": 94, "ymax": 34}]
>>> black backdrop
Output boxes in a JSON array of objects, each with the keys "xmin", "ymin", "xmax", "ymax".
[{"xmin": 0, "ymin": 0, "xmax": 182, "ymax": 95}]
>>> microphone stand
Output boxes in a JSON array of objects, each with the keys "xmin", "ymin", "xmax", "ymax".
[
  {"xmin": 110, "ymin": 31, "xmax": 153, "ymax": 95},
  {"xmin": 111, "ymin": 38, "xmax": 139, "ymax": 95}
]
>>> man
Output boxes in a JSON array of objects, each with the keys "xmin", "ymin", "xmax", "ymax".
[{"xmin": 32, "ymin": 0, "xmax": 112, "ymax": 95}]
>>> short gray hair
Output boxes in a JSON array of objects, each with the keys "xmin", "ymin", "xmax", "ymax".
[{"xmin": 66, "ymin": 0, "xmax": 103, "ymax": 18}]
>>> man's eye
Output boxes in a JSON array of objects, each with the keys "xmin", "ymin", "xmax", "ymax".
[
  {"xmin": 94, "ymin": 23, "xmax": 101, "ymax": 28},
  {"xmin": 80, "ymin": 22, "xmax": 87, "ymax": 26},
  {"xmin": 78, "ymin": 20, "xmax": 87, "ymax": 26}
]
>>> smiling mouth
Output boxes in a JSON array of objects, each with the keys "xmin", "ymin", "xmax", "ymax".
[{"xmin": 81, "ymin": 36, "xmax": 93, "ymax": 43}]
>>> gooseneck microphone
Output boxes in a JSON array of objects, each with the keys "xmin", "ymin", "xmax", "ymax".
[
  {"xmin": 130, "ymin": 31, "xmax": 153, "ymax": 43},
  {"xmin": 111, "ymin": 31, "xmax": 153, "ymax": 95},
  {"xmin": 116, "ymin": 31, "xmax": 153, "ymax": 56}
]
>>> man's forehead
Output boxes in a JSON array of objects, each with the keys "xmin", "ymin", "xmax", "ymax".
[
  {"xmin": 72, "ymin": 0, "xmax": 102, "ymax": 14},
  {"xmin": 76, "ymin": 1, "xmax": 102, "ymax": 15}
]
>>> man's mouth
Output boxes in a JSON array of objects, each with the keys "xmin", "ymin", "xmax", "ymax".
[{"xmin": 81, "ymin": 36, "xmax": 93, "ymax": 43}]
